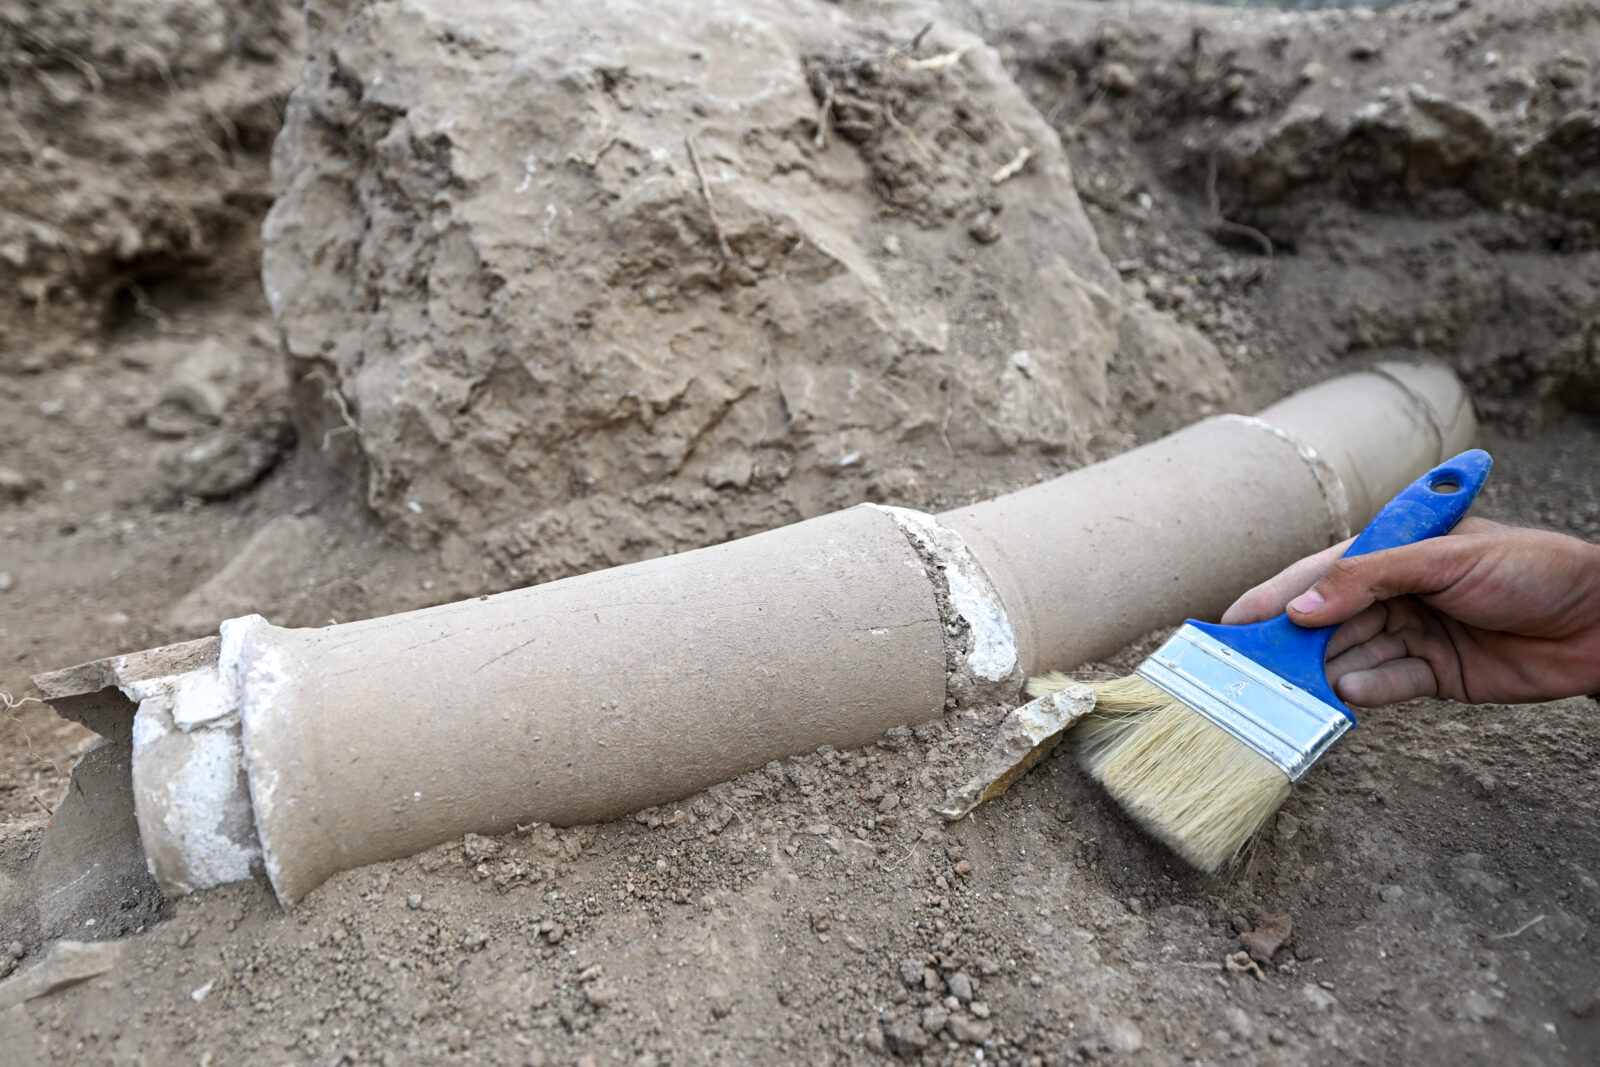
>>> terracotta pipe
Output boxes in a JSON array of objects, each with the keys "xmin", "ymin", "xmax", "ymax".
[
  {"xmin": 37, "ymin": 362, "xmax": 1474, "ymax": 905},
  {"xmin": 942, "ymin": 362, "xmax": 1476, "ymax": 676}
]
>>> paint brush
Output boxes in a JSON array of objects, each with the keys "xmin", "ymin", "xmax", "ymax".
[{"xmin": 1029, "ymin": 449, "xmax": 1493, "ymax": 871}]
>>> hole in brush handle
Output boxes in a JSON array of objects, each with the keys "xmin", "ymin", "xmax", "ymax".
[{"xmin": 1342, "ymin": 449, "xmax": 1492, "ymax": 560}]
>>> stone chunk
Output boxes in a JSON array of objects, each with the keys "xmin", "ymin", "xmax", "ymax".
[
  {"xmin": 261, "ymin": 0, "xmax": 1229, "ymax": 579},
  {"xmin": 0, "ymin": 941, "xmax": 127, "ymax": 1010},
  {"xmin": 946, "ymin": 1014, "xmax": 993, "ymax": 1045},
  {"xmin": 1239, "ymin": 912, "xmax": 1293, "ymax": 964}
]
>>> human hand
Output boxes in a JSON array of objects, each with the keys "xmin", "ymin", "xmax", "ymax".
[{"xmin": 1221, "ymin": 518, "xmax": 1600, "ymax": 707}]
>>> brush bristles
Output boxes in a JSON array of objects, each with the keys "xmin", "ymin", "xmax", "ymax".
[{"xmin": 1030, "ymin": 673, "xmax": 1290, "ymax": 872}]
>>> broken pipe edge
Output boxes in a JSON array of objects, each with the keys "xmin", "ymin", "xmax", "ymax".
[{"xmin": 127, "ymin": 620, "xmax": 263, "ymax": 896}]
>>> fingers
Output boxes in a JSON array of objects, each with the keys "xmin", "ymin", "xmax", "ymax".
[
  {"xmin": 1285, "ymin": 537, "xmax": 1482, "ymax": 628},
  {"xmin": 1334, "ymin": 658, "xmax": 1440, "ymax": 707},
  {"xmin": 1224, "ymin": 519, "xmax": 1507, "ymax": 627},
  {"xmin": 1326, "ymin": 603, "xmax": 1387, "ymax": 659},
  {"xmin": 1325, "ymin": 629, "xmax": 1408, "ymax": 679},
  {"xmin": 1322, "ymin": 598, "xmax": 1459, "ymax": 706},
  {"xmin": 1221, "ymin": 540, "xmax": 1352, "ymax": 624}
]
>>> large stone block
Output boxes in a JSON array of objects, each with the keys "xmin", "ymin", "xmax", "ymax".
[{"xmin": 264, "ymin": 0, "xmax": 1229, "ymax": 575}]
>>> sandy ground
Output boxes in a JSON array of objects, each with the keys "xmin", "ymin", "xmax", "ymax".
[{"xmin": 3, "ymin": 0, "xmax": 1599, "ymax": 1063}]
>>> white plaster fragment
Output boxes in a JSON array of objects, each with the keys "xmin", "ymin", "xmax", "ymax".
[
  {"xmin": 116, "ymin": 673, "xmax": 185, "ymax": 705},
  {"xmin": 130, "ymin": 704, "xmax": 171, "ymax": 750},
  {"xmin": 132, "ymin": 615, "xmax": 263, "ymax": 895},
  {"xmin": 170, "ymin": 668, "xmax": 236, "ymax": 731},
  {"xmin": 865, "ymin": 504, "xmax": 1019, "ymax": 684},
  {"xmin": 232, "ymin": 615, "xmax": 295, "ymax": 899},
  {"xmin": 1012, "ymin": 685, "xmax": 1096, "ymax": 742},
  {"xmin": 157, "ymin": 724, "xmax": 257, "ymax": 892}
]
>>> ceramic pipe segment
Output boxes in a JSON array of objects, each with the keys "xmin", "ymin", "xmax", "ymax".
[{"xmin": 100, "ymin": 362, "xmax": 1473, "ymax": 904}]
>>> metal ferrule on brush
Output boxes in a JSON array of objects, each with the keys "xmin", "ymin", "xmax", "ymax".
[{"xmin": 1136, "ymin": 623, "xmax": 1351, "ymax": 781}]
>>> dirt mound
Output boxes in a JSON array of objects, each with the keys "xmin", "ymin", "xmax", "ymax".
[
  {"xmin": 995, "ymin": 0, "xmax": 1599, "ymax": 428},
  {"xmin": 262, "ymin": 0, "xmax": 1229, "ymax": 580},
  {"xmin": 0, "ymin": 0, "xmax": 301, "ymax": 370}
]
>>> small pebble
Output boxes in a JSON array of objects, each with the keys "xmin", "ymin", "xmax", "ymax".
[
  {"xmin": 406, "ymin": 893, "xmax": 423, "ymax": 910},
  {"xmin": 899, "ymin": 958, "xmax": 924, "ymax": 987},
  {"xmin": 947, "ymin": 1015, "xmax": 994, "ymax": 1045},
  {"xmin": 885, "ymin": 1019, "xmax": 930, "ymax": 1056},
  {"xmin": 968, "ymin": 210, "xmax": 1002, "ymax": 245},
  {"xmin": 1099, "ymin": 61, "xmax": 1138, "ymax": 94},
  {"xmin": 1567, "ymin": 990, "xmax": 1600, "ymax": 1019},
  {"xmin": 864, "ymin": 1028, "xmax": 888, "ymax": 1056},
  {"xmin": 0, "ymin": 467, "xmax": 42, "ymax": 502}
]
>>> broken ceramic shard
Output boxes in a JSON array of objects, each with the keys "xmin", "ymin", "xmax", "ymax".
[
  {"xmin": 0, "ymin": 940, "xmax": 126, "ymax": 1011},
  {"xmin": 940, "ymin": 683, "xmax": 1097, "ymax": 820}
]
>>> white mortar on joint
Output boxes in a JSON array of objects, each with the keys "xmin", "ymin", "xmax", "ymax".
[
  {"xmin": 231, "ymin": 614, "xmax": 296, "ymax": 900},
  {"xmin": 865, "ymin": 504, "xmax": 1019, "ymax": 685},
  {"xmin": 1219, "ymin": 414, "xmax": 1353, "ymax": 542},
  {"xmin": 131, "ymin": 615, "xmax": 263, "ymax": 894}
]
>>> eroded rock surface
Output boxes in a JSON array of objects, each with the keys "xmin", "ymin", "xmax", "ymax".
[{"xmin": 263, "ymin": 0, "xmax": 1227, "ymax": 577}]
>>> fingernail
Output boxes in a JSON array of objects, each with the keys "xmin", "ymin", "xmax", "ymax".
[{"xmin": 1288, "ymin": 589, "xmax": 1324, "ymax": 614}]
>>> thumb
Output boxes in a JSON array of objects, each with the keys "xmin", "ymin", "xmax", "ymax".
[{"xmin": 1285, "ymin": 539, "xmax": 1470, "ymax": 626}]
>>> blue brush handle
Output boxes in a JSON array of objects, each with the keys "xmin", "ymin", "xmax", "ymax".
[{"xmin": 1185, "ymin": 449, "xmax": 1493, "ymax": 724}]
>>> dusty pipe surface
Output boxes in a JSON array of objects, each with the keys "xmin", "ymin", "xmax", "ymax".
[
  {"xmin": 34, "ymin": 363, "xmax": 1475, "ymax": 906},
  {"xmin": 235, "ymin": 506, "xmax": 947, "ymax": 903},
  {"xmin": 940, "ymin": 361, "xmax": 1475, "ymax": 675}
]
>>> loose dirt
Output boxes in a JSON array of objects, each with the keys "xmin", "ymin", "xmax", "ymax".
[{"xmin": 2, "ymin": 0, "xmax": 1598, "ymax": 1063}]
